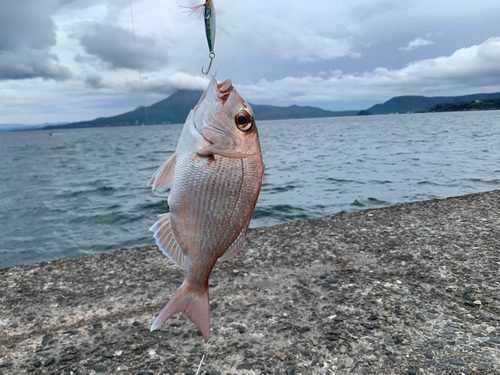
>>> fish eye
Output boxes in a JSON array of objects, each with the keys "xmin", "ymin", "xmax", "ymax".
[{"xmin": 235, "ymin": 110, "xmax": 253, "ymax": 132}]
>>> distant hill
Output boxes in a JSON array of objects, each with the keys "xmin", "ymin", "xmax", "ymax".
[
  {"xmin": 367, "ymin": 92, "xmax": 500, "ymax": 114},
  {"xmin": 45, "ymin": 90, "xmax": 204, "ymax": 129},
  {"xmin": 44, "ymin": 90, "xmax": 359, "ymax": 130},
  {"xmin": 251, "ymin": 105, "xmax": 358, "ymax": 120},
  {"xmin": 429, "ymin": 98, "xmax": 500, "ymax": 112},
  {"xmin": 0, "ymin": 122, "xmax": 66, "ymax": 132}
]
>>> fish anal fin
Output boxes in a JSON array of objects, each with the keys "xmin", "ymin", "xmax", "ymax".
[
  {"xmin": 151, "ymin": 281, "xmax": 210, "ymax": 342},
  {"xmin": 218, "ymin": 223, "xmax": 249, "ymax": 262},
  {"xmin": 150, "ymin": 213, "xmax": 189, "ymax": 270},
  {"xmin": 148, "ymin": 153, "xmax": 177, "ymax": 191}
]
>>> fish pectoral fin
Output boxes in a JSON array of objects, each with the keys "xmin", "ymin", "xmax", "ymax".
[
  {"xmin": 197, "ymin": 145, "xmax": 256, "ymax": 159},
  {"xmin": 150, "ymin": 213, "xmax": 189, "ymax": 270},
  {"xmin": 218, "ymin": 222, "xmax": 249, "ymax": 262},
  {"xmin": 148, "ymin": 153, "xmax": 177, "ymax": 191}
]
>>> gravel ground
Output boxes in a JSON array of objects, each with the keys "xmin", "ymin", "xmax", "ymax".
[{"xmin": 0, "ymin": 190, "xmax": 499, "ymax": 375}]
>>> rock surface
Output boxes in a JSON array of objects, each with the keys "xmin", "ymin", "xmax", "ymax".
[{"xmin": 1, "ymin": 191, "xmax": 499, "ymax": 374}]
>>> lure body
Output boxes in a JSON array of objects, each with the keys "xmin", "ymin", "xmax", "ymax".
[
  {"xmin": 181, "ymin": 1, "xmax": 216, "ymax": 74},
  {"xmin": 181, "ymin": 1, "xmax": 216, "ymax": 53},
  {"xmin": 204, "ymin": 1, "xmax": 215, "ymax": 54}
]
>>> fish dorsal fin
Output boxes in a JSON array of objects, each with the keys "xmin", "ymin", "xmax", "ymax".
[
  {"xmin": 150, "ymin": 213, "xmax": 189, "ymax": 270},
  {"xmin": 217, "ymin": 221, "xmax": 249, "ymax": 262},
  {"xmin": 148, "ymin": 153, "xmax": 177, "ymax": 191}
]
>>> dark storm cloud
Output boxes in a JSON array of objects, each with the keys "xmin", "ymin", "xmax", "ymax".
[
  {"xmin": 0, "ymin": 0, "xmax": 72, "ymax": 80},
  {"xmin": 79, "ymin": 24, "xmax": 169, "ymax": 71},
  {"xmin": 0, "ymin": 50, "xmax": 71, "ymax": 81}
]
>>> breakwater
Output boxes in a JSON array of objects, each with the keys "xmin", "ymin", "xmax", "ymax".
[{"xmin": 1, "ymin": 191, "xmax": 499, "ymax": 374}]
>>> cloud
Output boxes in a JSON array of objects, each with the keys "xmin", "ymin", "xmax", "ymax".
[
  {"xmin": 236, "ymin": 37, "xmax": 500, "ymax": 102},
  {"xmin": 254, "ymin": 18, "xmax": 361, "ymax": 62},
  {"xmin": 399, "ymin": 37, "xmax": 434, "ymax": 52},
  {"xmin": 79, "ymin": 24, "xmax": 169, "ymax": 71},
  {"xmin": 0, "ymin": 0, "xmax": 72, "ymax": 80},
  {"xmin": 125, "ymin": 71, "xmax": 209, "ymax": 97},
  {"xmin": 0, "ymin": 50, "xmax": 71, "ymax": 81},
  {"xmin": 84, "ymin": 72, "xmax": 110, "ymax": 89}
]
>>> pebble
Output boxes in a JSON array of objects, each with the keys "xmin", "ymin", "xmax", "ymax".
[
  {"xmin": 478, "ymin": 363, "xmax": 488, "ymax": 371},
  {"xmin": 344, "ymin": 357, "xmax": 354, "ymax": 368},
  {"xmin": 236, "ymin": 363, "xmax": 253, "ymax": 369},
  {"xmin": 407, "ymin": 365, "xmax": 417, "ymax": 374},
  {"xmin": 285, "ymin": 366, "xmax": 295, "ymax": 375},
  {"xmin": 94, "ymin": 365, "xmax": 108, "ymax": 372},
  {"xmin": 436, "ymin": 363, "xmax": 448, "ymax": 370},
  {"xmin": 443, "ymin": 326, "xmax": 455, "ymax": 334},
  {"xmin": 361, "ymin": 322, "xmax": 374, "ymax": 330},
  {"xmin": 448, "ymin": 358, "xmax": 465, "ymax": 366},
  {"xmin": 43, "ymin": 357, "xmax": 55, "ymax": 367},
  {"xmin": 60, "ymin": 354, "xmax": 75, "ymax": 362}
]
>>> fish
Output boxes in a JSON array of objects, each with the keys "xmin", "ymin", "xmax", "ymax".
[{"xmin": 147, "ymin": 76, "xmax": 265, "ymax": 342}]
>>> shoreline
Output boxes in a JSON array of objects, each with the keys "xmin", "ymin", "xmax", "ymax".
[{"xmin": 1, "ymin": 190, "xmax": 499, "ymax": 374}]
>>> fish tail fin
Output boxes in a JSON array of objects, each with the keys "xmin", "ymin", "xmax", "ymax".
[{"xmin": 151, "ymin": 281, "xmax": 210, "ymax": 342}]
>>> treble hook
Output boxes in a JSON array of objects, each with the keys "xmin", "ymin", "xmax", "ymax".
[{"xmin": 201, "ymin": 51, "xmax": 216, "ymax": 75}]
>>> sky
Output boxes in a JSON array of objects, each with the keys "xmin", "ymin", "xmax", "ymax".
[{"xmin": 1, "ymin": 0, "xmax": 500, "ymax": 124}]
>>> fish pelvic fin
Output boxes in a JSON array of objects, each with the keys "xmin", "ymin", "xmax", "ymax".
[
  {"xmin": 148, "ymin": 153, "xmax": 177, "ymax": 191},
  {"xmin": 151, "ymin": 281, "xmax": 210, "ymax": 342},
  {"xmin": 150, "ymin": 213, "xmax": 189, "ymax": 270},
  {"xmin": 218, "ymin": 220, "xmax": 249, "ymax": 261}
]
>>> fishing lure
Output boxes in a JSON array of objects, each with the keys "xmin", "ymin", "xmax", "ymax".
[{"xmin": 180, "ymin": 1, "xmax": 216, "ymax": 75}]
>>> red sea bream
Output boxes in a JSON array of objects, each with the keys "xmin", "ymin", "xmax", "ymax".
[{"xmin": 147, "ymin": 76, "xmax": 265, "ymax": 342}]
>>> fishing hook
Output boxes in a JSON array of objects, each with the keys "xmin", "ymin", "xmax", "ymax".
[{"xmin": 201, "ymin": 51, "xmax": 216, "ymax": 75}]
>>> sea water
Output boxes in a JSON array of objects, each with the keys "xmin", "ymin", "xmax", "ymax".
[{"xmin": 1, "ymin": 111, "xmax": 499, "ymax": 268}]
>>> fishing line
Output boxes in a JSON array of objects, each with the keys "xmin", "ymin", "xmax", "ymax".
[
  {"xmin": 129, "ymin": 0, "xmax": 150, "ymax": 125},
  {"xmin": 195, "ymin": 352, "xmax": 206, "ymax": 375}
]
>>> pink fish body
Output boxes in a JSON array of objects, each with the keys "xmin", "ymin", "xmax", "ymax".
[{"xmin": 148, "ymin": 77, "xmax": 265, "ymax": 342}]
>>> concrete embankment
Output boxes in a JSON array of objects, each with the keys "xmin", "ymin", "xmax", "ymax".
[{"xmin": 1, "ymin": 191, "xmax": 499, "ymax": 374}]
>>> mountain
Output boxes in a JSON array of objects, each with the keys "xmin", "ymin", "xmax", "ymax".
[
  {"xmin": 367, "ymin": 92, "xmax": 500, "ymax": 114},
  {"xmin": 0, "ymin": 122, "xmax": 67, "ymax": 132},
  {"xmin": 429, "ymin": 98, "xmax": 500, "ymax": 112},
  {"xmin": 251, "ymin": 105, "xmax": 358, "ymax": 120},
  {"xmin": 44, "ymin": 90, "xmax": 204, "ymax": 129},
  {"xmin": 44, "ymin": 90, "xmax": 359, "ymax": 130}
]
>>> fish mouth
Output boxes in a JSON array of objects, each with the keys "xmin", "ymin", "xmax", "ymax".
[{"xmin": 217, "ymin": 79, "xmax": 233, "ymax": 103}]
